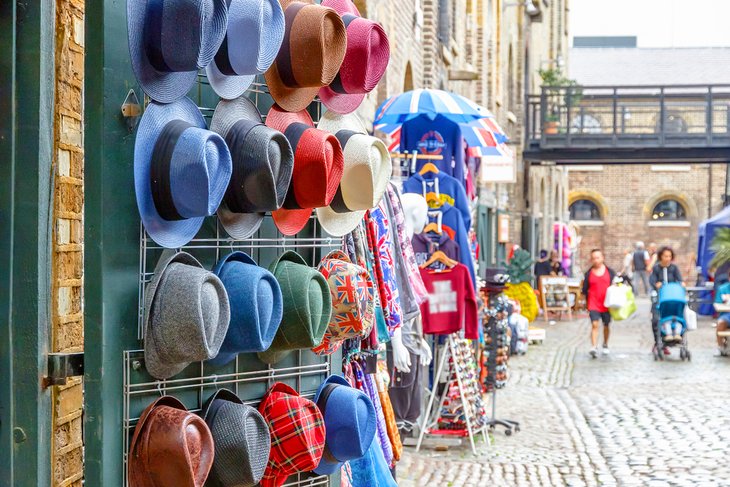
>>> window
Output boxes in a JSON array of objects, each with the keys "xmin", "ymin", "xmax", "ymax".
[
  {"xmin": 651, "ymin": 199, "xmax": 686, "ymax": 221},
  {"xmin": 569, "ymin": 199, "xmax": 601, "ymax": 221}
]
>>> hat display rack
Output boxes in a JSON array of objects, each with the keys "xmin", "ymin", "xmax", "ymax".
[{"xmin": 123, "ymin": 73, "xmax": 340, "ymax": 487}]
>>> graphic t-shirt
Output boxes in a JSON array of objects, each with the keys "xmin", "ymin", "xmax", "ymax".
[
  {"xmin": 400, "ymin": 115, "xmax": 465, "ymax": 184},
  {"xmin": 587, "ymin": 267, "xmax": 611, "ymax": 313},
  {"xmin": 419, "ymin": 264, "xmax": 478, "ymax": 339}
]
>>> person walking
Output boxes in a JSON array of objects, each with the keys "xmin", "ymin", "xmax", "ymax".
[
  {"xmin": 581, "ymin": 249, "xmax": 616, "ymax": 358},
  {"xmin": 534, "ymin": 249, "xmax": 552, "ymax": 286},
  {"xmin": 649, "ymin": 246, "xmax": 685, "ymax": 352},
  {"xmin": 632, "ymin": 242, "xmax": 651, "ymax": 296}
]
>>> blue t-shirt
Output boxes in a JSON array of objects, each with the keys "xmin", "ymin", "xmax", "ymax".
[
  {"xmin": 402, "ymin": 172, "xmax": 471, "ymax": 230},
  {"xmin": 400, "ymin": 115, "xmax": 465, "ymax": 184}
]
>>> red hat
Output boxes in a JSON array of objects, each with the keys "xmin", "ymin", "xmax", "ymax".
[
  {"xmin": 318, "ymin": 0, "xmax": 390, "ymax": 114},
  {"xmin": 258, "ymin": 382, "xmax": 326, "ymax": 487},
  {"xmin": 266, "ymin": 105, "xmax": 344, "ymax": 235}
]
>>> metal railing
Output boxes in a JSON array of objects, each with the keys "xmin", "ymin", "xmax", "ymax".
[{"xmin": 526, "ymin": 84, "xmax": 730, "ymax": 149}]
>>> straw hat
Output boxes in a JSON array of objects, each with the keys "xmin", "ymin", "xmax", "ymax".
[
  {"xmin": 315, "ymin": 111, "xmax": 391, "ymax": 236},
  {"xmin": 264, "ymin": 0, "xmax": 347, "ymax": 112}
]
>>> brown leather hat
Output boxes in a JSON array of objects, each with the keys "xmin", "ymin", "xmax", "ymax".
[
  {"xmin": 129, "ymin": 396, "xmax": 215, "ymax": 487},
  {"xmin": 264, "ymin": 0, "xmax": 347, "ymax": 112}
]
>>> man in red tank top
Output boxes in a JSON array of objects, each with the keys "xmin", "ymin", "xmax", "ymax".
[{"xmin": 581, "ymin": 249, "xmax": 616, "ymax": 359}]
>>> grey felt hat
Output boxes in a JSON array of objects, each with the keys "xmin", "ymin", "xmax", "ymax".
[
  {"xmin": 144, "ymin": 251, "xmax": 231, "ymax": 380},
  {"xmin": 211, "ymin": 97, "xmax": 294, "ymax": 239},
  {"xmin": 201, "ymin": 389, "xmax": 272, "ymax": 487}
]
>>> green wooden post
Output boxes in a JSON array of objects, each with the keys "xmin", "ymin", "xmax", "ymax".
[{"xmin": 0, "ymin": 0, "xmax": 55, "ymax": 484}]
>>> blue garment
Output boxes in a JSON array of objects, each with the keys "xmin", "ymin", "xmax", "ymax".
[
  {"xmin": 400, "ymin": 114, "xmax": 465, "ymax": 184},
  {"xmin": 428, "ymin": 202, "xmax": 475, "ymax": 286},
  {"xmin": 402, "ymin": 172, "xmax": 471, "ymax": 230}
]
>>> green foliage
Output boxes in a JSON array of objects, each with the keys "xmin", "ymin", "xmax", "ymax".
[
  {"xmin": 710, "ymin": 227, "xmax": 730, "ymax": 270},
  {"xmin": 503, "ymin": 249, "xmax": 534, "ymax": 284}
]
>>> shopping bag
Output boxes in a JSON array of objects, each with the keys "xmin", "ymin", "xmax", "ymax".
[
  {"xmin": 684, "ymin": 307, "xmax": 697, "ymax": 331},
  {"xmin": 610, "ymin": 287, "xmax": 636, "ymax": 321},
  {"xmin": 604, "ymin": 284, "xmax": 628, "ymax": 309}
]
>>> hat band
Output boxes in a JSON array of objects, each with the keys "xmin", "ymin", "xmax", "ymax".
[
  {"xmin": 277, "ymin": 2, "xmax": 307, "ymax": 88},
  {"xmin": 329, "ymin": 130, "xmax": 359, "ymax": 214},
  {"xmin": 223, "ymin": 119, "xmax": 274, "ymax": 213},
  {"xmin": 144, "ymin": 0, "xmax": 201, "ymax": 72},
  {"xmin": 316, "ymin": 383, "xmax": 342, "ymax": 465},
  {"xmin": 150, "ymin": 120, "xmax": 195, "ymax": 221},
  {"xmin": 327, "ymin": 14, "xmax": 358, "ymax": 95},
  {"xmin": 281, "ymin": 122, "xmax": 312, "ymax": 210}
]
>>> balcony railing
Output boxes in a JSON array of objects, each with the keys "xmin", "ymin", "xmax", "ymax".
[{"xmin": 526, "ymin": 84, "xmax": 730, "ymax": 150}]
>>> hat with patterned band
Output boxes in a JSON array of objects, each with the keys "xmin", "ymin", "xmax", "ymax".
[
  {"xmin": 265, "ymin": 105, "xmax": 344, "ymax": 236},
  {"xmin": 313, "ymin": 375, "xmax": 377, "ymax": 475},
  {"xmin": 206, "ymin": 0, "xmax": 286, "ymax": 100},
  {"xmin": 257, "ymin": 251, "xmax": 332, "ymax": 365},
  {"xmin": 209, "ymin": 252, "xmax": 283, "ymax": 363},
  {"xmin": 134, "ymin": 97, "xmax": 233, "ymax": 248},
  {"xmin": 319, "ymin": 0, "xmax": 391, "ymax": 114},
  {"xmin": 315, "ymin": 111, "xmax": 392, "ymax": 236},
  {"xmin": 211, "ymin": 97, "xmax": 294, "ymax": 239},
  {"xmin": 127, "ymin": 0, "xmax": 228, "ymax": 103},
  {"xmin": 264, "ymin": 0, "xmax": 347, "ymax": 112},
  {"xmin": 201, "ymin": 389, "xmax": 272, "ymax": 487},
  {"xmin": 129, "ymin": 396, "xmax": 215, "ymax": 487},
  {"xmin": 313, "ymin": 250, "xmax": 375, "ymax": 355},
  {"xmin": 257, "ymin": 382, "xmax": 326, "ymax": 487}
]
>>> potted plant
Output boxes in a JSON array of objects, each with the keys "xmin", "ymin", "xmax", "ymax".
[
  {"xmin": 539, "ymin": 67, "xmax": 582, "ymax": 134},
  {"xmin": 544, "ymin": 113, "xmax": 560, "ymax": 134}
]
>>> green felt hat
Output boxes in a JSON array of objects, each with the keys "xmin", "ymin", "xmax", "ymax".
[{"xmin": 257, "ymin": 251, "xmax": 332, "ymax": 364}]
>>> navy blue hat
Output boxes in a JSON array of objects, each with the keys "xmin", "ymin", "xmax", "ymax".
[
  {"xmin": 313, "ymin": 374, "xmax": 376, "ymax": 475},
  {"xmin": 209, "ymin": 252, "xmax": 283, "ymax": 365}
]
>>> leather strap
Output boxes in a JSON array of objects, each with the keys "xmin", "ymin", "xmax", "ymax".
[
  {"xmin": 223, "ymin": 119, "xmax": 264, "ymax": 212},
  {"xmin": 316, "ymin": 383, "xmax": 340, "ymax": 464},
  {"xmin": 213, "ymin": 0, "xmax": 237, "ymax": 75},
  {"xmin": 281, "ymin": 122, "xmax": 312, "ymax": 210},
  {"xmin": 329, "ymin": 130, "xmax": 359, "ymax": 214},
  {"xmin": 277, "ymin": 3, "xmax": 307, "ymax": 88},
  {"xmin": 150, "ymin": 120, "xmax": 194, "ymax": 221},
  {"xmin": 328, "ymin": 14, "xmax": 360, "ymax": 94}
]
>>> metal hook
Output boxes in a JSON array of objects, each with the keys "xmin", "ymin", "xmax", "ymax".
[
  {"xmin": 157, "ymin": 381, "xmax": 164, "ymax": 397},
  {"xmin": 211, "ymin": 374, "xmax": 219, "ymax": 391}
]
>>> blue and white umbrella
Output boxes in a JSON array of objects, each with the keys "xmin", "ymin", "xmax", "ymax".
[{"xmin": 374, "ymin": 89, "xmax": 485, "ymax": 127}]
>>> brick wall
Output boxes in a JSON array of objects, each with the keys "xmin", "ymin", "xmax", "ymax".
[
  {"xmin": 52, "ymin": 0, "xmax": 84, "ymax": 485},
  {"xmin": 569, "ymin": 164, "xmax": 726, "ymax": 279}
]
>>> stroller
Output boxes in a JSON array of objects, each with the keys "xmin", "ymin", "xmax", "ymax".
[{"xmin": 652, "ymin": 282, "xmax": 691, "ymax": 361}]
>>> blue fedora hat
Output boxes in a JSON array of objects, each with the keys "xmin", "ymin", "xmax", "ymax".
[
  {"xmin": 210, "ymin": 252, "xmax": 283, "ymax": 364},
  {"xmin": 127, "ymin": 0, "xmax": 228, "ymax": 103},
  {"xmin": 313, "ymin": 374, "xmax": 376, "ymax": 475},
  {"xmin": 206, "ymin": 0, "xmax": 285, "ymax": 100},
  {"xmin": 134, "ymin": 97, "xmax": 233, "ymax": 248}
]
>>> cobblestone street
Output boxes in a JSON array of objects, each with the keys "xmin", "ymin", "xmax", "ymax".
[{"xmin": 399, "ymin": 298, "xmax": 730, "ymax": 486}]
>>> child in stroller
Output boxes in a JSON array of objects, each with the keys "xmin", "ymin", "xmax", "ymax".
[
  {"xmin": 649, "ymin": 247, "xmax": 689, "ymax": 360},
  {"xmin": 656, "ymin": 283, "xmax": 687, "ymax": 341}
]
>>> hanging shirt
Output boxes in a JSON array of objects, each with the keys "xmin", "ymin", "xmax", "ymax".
[
  {"xmin": 419, "ymin": 265, "xmax": 478, "ymax": 339},
  {"xmin": 400, "ymin": 115, "xmax": 465, "ymax": 184},
  {"xmin": 411, "ymin": 232, "xmax": 461, "ymax": 270},
  {"xmin": 402, "ymin": 172, "xmax": 471, "ymax": 230},
  {"xmin": 427, "ymin": 203, "xmax": 475, "ymax": 286},
  {"xmin": 367, "ymin": 202, "xmax": 403, "ymax": 335}
]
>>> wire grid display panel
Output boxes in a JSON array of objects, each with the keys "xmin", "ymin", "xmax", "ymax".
[{"xmin": 123, "ymin": 75, "xmax": 338, "ymax": 487}]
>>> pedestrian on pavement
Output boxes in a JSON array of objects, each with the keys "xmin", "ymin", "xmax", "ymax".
[
  {"xmin": 534, "ymin": 249, "xmax": 551, "ymax": 286},
  {"xmin": 649, "ymin": 246, "xmax": 685, "ymax": 353},
  {"xmin": 550, "ymin": 249, "xmax": 565, "ymax": 276},
  {"xmin": 632, "ymin": 242, "xmax": 651, "ymax": 296},
  {"xmin": 620, "ymin": 248, "xmax": 634, "ymax": 289},
  {"xmin": 647, "ymin": 242, "xmax": 658, "ymax": 269},
  {"xmin": 582, "ymin": 249, "xmax": 616, "ymax": 358}
]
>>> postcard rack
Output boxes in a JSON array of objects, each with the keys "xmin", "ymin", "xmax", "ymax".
[{"xmin": 122, "ymin": 78, "xmax": 340, "ymax": 487}]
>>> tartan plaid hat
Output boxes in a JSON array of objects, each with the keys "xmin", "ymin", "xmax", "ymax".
[
  {"xmin": 313, "ymin": 375, "xmax": 376, "ymax": 475},
  {"xmin": 257, "ymin": 251, "xmax": 332, "ymax": 364},
  {"xmin": 312, "ymin": 250, "xmax": 375, "ymax": 355},
  {"xmin": 201, "ymin": 389, "xmax": 272, "ymax": 487},
  {"xmin": 258, "ymin": 382, "xmax": 326, "ymax": 487}
]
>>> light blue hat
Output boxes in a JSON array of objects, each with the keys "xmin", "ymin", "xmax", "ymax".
[
  {"xmin": 134, "ymin": 97, "xmax": 233, "ymax": 248},
  {"xmin": 206, "ymin": 0, "xmax": 286, "ymax": 100},
  {"xmin": 209, "ymin": 252, "xmax": 283, "ymax": 364},
  {"xmin": 313, "ymin": 374, "xmax": 376, "ymax": 475},
  {"xmin": 127, "ymin": 0, "xmax": 228, "ymax": 103}
]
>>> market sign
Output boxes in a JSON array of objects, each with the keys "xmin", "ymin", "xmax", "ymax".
[{"xmin": 478, "ymin": 148, "xmax": 516, "ymax": 183}]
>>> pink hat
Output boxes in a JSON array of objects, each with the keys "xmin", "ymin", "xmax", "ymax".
[{"xmin": 318, "ymin": 0, "xmax": 390, "ymax": 114}]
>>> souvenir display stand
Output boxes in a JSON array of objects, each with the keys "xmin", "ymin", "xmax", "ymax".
[
  {"xmin": 539, "ymin": 275, "xmax": 573, "ymax": 322},
  {"xmin": 482, "ymin": 288, "xmax": 520, "ymax": 436},
  {"xmin": 415, "ymin": 334, "xmax": 488, "ymax": 455}
]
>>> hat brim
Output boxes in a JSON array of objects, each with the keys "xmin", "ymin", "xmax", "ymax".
[
  {"xmin": 134, "ymin": 98, "xmax": 208, "ymax": 248},
  {"xmin": 312, "ymin": 374, "xmax": 358, "ymax": 475},
  {"xmin": 211, "ymin": 97, "xmax": 268, "ymax": 239},
  {"xmin": 127, "ymin": 2, "xmax": 202, "ymax": 103},
  {"xmin": 315, "ymin": 207, "xmax": 366, "ymax": 237},
  {"xmin": 206, "ymin": 61, "xmax": 256, "ymax": 101},
  {"xmin": 318, "ymin": 89, "xmax": 367, "ymax": 115}
]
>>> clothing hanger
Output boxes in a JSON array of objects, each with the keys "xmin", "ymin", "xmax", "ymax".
[
  {"xmin": 418, "ymin": 162, "xmax": 440, "ymax": 175},
  {"xmin": 422, "ymin": 222, "xmax": 442, "ymax": 234},
  {"xmin": 425, "ymin": 192, "xmax": 442, "ymax": 207},
  {"xmin": 420, "ymin": 250, "xmax": 458, "ymax": 270}
]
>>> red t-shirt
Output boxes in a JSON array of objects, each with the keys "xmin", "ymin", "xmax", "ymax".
[
  {"xmin": 587, "ymin": 267, "xmax": 611, "ymax": 312},
  {"xmin": 419, "ymin": 264, "xmax": 478, "ymax": 339}
]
